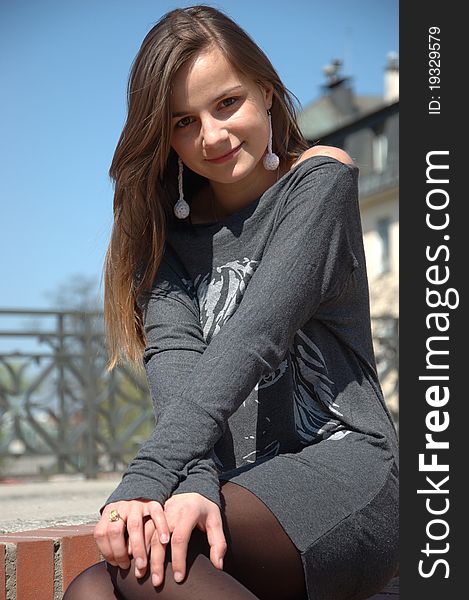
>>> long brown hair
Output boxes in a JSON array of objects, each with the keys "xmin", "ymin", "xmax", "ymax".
[{"xmin": 103, "ymin": 4, "xmax": 309, "ymax": 369}]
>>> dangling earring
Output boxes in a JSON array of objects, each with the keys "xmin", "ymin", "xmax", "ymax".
[
  {"xmin": 173, "ymin": 157, "xmax": 190, "ymax": 219},
  {"xmin": 263, "ymin": 109, "xmax": 280, "ymax": 171}
]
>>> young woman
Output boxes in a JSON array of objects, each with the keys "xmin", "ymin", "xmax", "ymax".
[{"xmin": 63, "ymin": 5, "xmax": 399, "ymax": 600}]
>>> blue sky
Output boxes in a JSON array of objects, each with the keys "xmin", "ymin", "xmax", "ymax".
[{"xmin": 0, "ymin": 0, "xmax": 398, "ymax": 310}]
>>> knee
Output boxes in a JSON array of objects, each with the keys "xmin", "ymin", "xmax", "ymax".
[
  {"xmin": 62, "ymin": 561, "xmax": 109, "ymax": 599},
  {"xmin": 111, "ymin": 532, "xmax": 212, "ymax": 598}
]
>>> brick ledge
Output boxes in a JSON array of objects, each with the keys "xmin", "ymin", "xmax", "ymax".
[
  {"xmin": 0, "ymin": 523, "xmax": 100, "ymax": 600},
  {"xmin": 1, "ymin": 524, "xmax": 399, "ymax": 599}
]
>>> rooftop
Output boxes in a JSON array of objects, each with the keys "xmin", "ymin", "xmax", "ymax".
[{"xmin": 298, "ymin": 55, "xmax": 398, "ymax": 141}]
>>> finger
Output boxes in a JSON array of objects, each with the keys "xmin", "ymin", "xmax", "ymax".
[
  {"xmin": 147, "ymin": 502, "xmax": 171, "ymax": 545},
  {"xmin": 205, "ymin": 513, "xmax": 228, "ymax": 570},
  {"xmin": 170, "ymin": 519, "xmax": 195, "ymax": 583},
  {"xmin": 149, "ymin": 530, "xmax": 168, "ymax": 587},
  {"xmin": 125, "ymin": 509, "xmax": 148, "ymax": 578},
  {"xmin": 143, "ymin": 517, "xmax": 156, "ymax": 554},
  {"xmin": 94, "ymin": 517, "xmax": 117, "ymax": 565},
  {"xmin": 105, "ymin": 508, "xmax": 131, "ymax": 569}
]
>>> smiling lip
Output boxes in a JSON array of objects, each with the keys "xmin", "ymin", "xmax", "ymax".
[{"xmin": 205, "ymin": 143, "xmax": 243, "ymax": 163}]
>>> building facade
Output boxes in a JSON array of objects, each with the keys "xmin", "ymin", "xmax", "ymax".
[{"xmin": 297, "ymin": 55, "xmax": 399, "ymax": 423}]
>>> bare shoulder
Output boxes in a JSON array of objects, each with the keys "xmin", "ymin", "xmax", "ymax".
[{"xmin": 292, "ymin": 145, "xmax": 354, "ymax": 168}]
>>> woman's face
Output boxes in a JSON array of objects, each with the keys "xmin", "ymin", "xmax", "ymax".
[{"xmin": 170, "ymin": 46, "xmax": 273, "ymax": 186}]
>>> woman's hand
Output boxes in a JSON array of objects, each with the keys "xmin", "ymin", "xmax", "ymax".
[
  {"xmin": 94, "ymin": 499, "xmax": 171, "ymax": 579},
  {"xmin": 148, "ymin": 492, "xmax": 227, "ymax": 587}
]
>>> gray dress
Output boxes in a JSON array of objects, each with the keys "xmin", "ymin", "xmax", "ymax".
[{"xmin": 102, "ymin": 155, "xmax": 399, "ymax": 600}]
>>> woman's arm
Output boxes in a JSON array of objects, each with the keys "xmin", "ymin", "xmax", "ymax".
[
  {"xmin": 102, "ymin": 157, "xmax": 360, "ymax": 508},
  {"xmin": 100, "ymin": 248, "xmax": 222, "ymax": 513}
]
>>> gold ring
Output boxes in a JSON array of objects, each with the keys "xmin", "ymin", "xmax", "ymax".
[{"xmin": 109, "ymin": 509, "xmax": 122, "ymax": 523}]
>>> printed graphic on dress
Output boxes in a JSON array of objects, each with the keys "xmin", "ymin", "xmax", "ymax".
[
  {"xmin": 289, "ymin": 329, "xmax": 344, "ymax": 444},
  {"xmin": 185, "ymin": 261, "xmax": 347, "ymax": 456},
  {"xmin": 255, "ymin": 359, "xmax": 288, "ymax": 389},
  {"xmin": 191, "ymin": 258, "xmax": 259, "ymax": 343},
  {"xmin": 242, "ymin": 440, "xmax": 281, "ymax": 464}
]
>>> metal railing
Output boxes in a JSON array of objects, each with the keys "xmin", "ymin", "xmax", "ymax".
[
  {"xmin": 0, "ymin": 309, "xmax": 399, "ymax": 479},
  {"xmin": 0, "ymin": 309, "xmax": 152, "ymax": 479}
]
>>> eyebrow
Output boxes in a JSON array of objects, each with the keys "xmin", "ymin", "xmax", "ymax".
[{"xmin": 171, "ymin": 85, "xmax": 244, "ymax": 118}]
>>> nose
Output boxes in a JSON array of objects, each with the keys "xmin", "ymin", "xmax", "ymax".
[{"xmin": 200, "ymin": 113, "xmax": 229, "ymax": 150}]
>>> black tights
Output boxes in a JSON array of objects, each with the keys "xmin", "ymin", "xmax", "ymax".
[{"xmin": 63, "ymin": 482, "xmax": 307, "ymax": 600}]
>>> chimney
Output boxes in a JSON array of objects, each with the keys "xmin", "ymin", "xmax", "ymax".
[
  {"xmin": 322, "ymin": 59, "xmax": 358, "ymax": 117},
  {"xmin": 384, "ymin": 52, "xmax": 399, "ymax": 103}
]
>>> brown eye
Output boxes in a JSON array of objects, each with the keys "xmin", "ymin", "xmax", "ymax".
[
  {"xmin": 175, "ymin": 116, "xmax": 193, "ymax": 129},
  {"xmin": 221, "ymin": 97, "xmax": 238, "ymax": 108}
]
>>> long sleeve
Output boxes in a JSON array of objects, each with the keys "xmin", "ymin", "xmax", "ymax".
[
  {"xmin": 102, "ymin": 158, "xmax": 360, "ymax": 508},
  {"xmin": 100, "ymin": 248, "xmax": 222, "ymax": 513}
]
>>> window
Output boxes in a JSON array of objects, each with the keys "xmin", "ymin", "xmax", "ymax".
[
  {"xmin": 377, "ymin": 217, "xmax": 391, "ymax": 275},
  {"xmin": 373, "ymin": 133, "xmax": 388, "ymax": 174}
]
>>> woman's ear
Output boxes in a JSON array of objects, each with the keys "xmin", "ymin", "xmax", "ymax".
[{"xmin": 259, "ymin": 81, "xmax": 274, "ymax": 110}]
